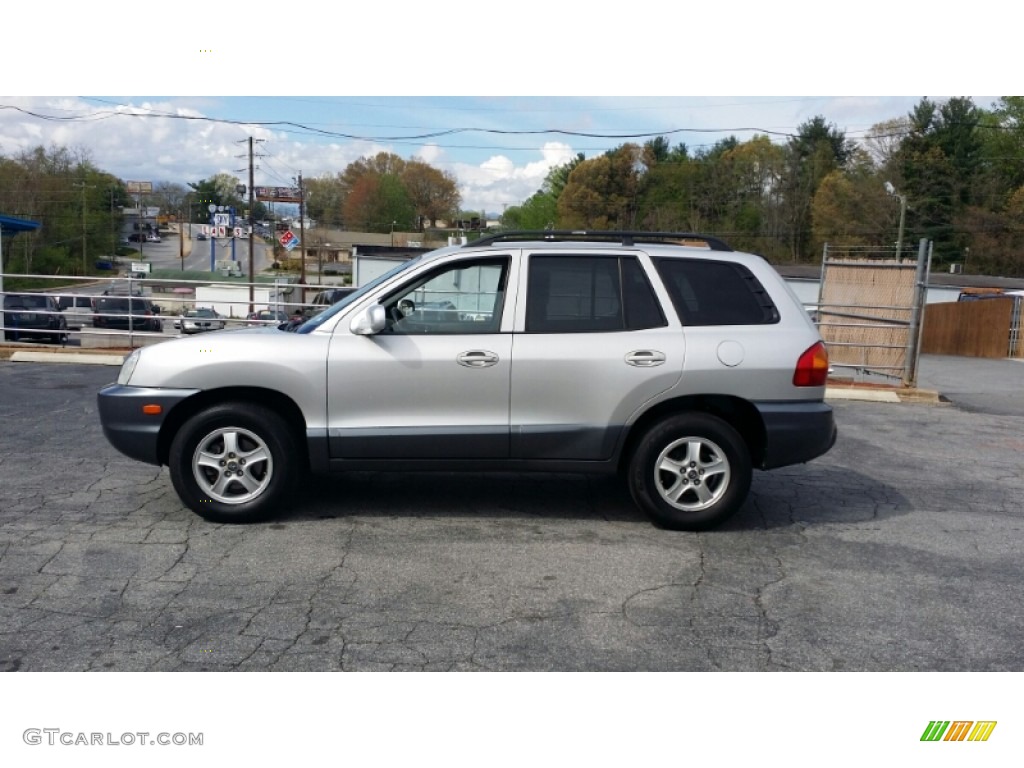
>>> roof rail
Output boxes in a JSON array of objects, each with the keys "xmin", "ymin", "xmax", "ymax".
[{"xmin": 467, "ymin": 230, "xmax": 733, "ymax": 251}]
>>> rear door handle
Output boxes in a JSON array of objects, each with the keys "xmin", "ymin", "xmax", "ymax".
[
  {"xmin": 457, "ymin": 350, "xmax": 499, "ymax": 368},
  {"xmin": 625, "ymin": 350, "xmax": 666, "ymax": 367}
]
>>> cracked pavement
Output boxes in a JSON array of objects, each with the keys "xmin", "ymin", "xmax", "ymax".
[{"xmin": 1, "ymin": 357, "xmax": 1022, "ymax": 671}]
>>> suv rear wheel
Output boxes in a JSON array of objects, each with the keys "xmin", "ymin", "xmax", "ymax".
[
  {"xmin": 628, "ymin": 413, "xmax": 751, "ymax": 531},
  {"xmin": 168, "ymin": 402, "xmax": 299, "ymax": 523}
]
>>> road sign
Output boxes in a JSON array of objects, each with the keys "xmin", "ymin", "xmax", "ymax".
[
  {"xmin": 217, "ymin": 226, "xmax": 227, "ymax": 238},
  {"xmin": 213, "ymin": 213, "xmax": 232, "ymax": 227},
  {"xmin": 130, "ymin": 261, "xmax": 151, "ymax": 274}
]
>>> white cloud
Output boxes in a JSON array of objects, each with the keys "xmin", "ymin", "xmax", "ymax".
[
  {"xmin": 415, "ymin": 143, "xmax": 442, "ymax": 164},
  {"xmin": 451, "ymin": 142, "xmax": 576, "ymax": 213}
]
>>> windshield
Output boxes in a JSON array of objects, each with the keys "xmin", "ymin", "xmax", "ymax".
[{"xmin": 294, "ymin": 257, "xmax": 424, "ymax": 334}]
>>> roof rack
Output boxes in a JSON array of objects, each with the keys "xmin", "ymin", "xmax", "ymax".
[{"xmin": 467, "ymin": 230, "xmax": 733, "ymax": 251}]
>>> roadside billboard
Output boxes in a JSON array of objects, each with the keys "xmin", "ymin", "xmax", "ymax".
[{"xmin": 254, "ymin": 186, "xmax": 302, "ymax": 203}]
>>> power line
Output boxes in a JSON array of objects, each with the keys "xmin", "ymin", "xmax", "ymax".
[{"xmin": 0, "ymin": 101, "xmax": 913, "ymax": 145}]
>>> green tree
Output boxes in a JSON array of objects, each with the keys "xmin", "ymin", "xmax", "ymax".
[
  {"xmin": 188, "ymin": 174, "xmax": 245, "ymax": 219},
  {"xmin": 894, "ymin": 97, "xmax": 983, "ymax": 264},
  {"xmin": 342, "ymin": 173, "xmax": 415, "ymax": 232},
  {"xmin": 0, "ymin": 145, "xmax": 129, "ymax": 275},
  {"xmin": 558, "ymin": 144, "xmax": 643, "ymax": 229},
  {"xmin": 305, "ymin": 174, "xmax": 346, "ymax": 227},
  {"xmin": 401, "ymin": 160, "xmax": 461, "ymax": 229},
  {"xmin": 811, "ymin": 153, "xmax": 895, "ymax": 250},
  {"xmin": 501, "ymin": 191, "xmax": 558, "ymax": 230},
  {"xmin": 542, "ymin": 152, "xmax": 585, "ymax": 200},
  {"xmin": 778, "ymin": 116, "xmax": 853, "ymax": 261}
]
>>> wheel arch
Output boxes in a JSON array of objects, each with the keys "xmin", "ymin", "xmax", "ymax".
[
  {"xmin": 157, "ymin": 387, "xmax": 309, "ymax": 468},
  {"xmin": 618, "ymin": 394, "xmax": 766, "ymax": 473}
]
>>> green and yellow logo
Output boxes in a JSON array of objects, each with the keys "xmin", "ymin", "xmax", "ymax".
[{"xmin": 921, "ymin": 721, "xmax": 997, "ymax": 742}]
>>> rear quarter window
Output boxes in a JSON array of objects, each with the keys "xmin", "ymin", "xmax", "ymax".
[{"xmin": 653, "ymin": 258, "xmax": 780, "ymax": 326}]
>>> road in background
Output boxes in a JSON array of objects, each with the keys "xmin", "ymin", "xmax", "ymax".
[{"xmin": 140, "ymin": 229, "xmax": 274, "ymax": 274}]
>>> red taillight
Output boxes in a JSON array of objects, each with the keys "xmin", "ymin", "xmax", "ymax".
[{"xmin": 793, "ymin": 341, "xmax": 829, "ymax": 387}]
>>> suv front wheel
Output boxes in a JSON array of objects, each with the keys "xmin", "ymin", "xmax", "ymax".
[
  {"xmin": 628, "ymin": 413, "xmax": 752, "ymax": 531},
  {"xmin": 168, "ymin": 402, "xmax": 299, "ymax": 524}
]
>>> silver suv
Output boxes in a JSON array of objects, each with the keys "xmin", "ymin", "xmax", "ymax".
[{"xmin": 98, "ymin": 232, "xmax": 836, "ymax": 530}]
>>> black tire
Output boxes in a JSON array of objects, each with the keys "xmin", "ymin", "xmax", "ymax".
[
  {"xmin": 628, "ymin": 413, "xmax": 752, "ymax": 531},
  {"xmin": 168, "ymin": 402, "xmax": 300, "ymax": 524}
]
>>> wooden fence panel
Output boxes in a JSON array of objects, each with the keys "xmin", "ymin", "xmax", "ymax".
[
  {"xmin": 921, "ymin": 300, "xmax": 1014, "ymax": 358},
  {"xmin": 817, "ymin": 260, "xmax": 917, "ymax": 378}
]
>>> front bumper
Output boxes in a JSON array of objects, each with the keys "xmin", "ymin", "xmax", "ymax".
[
  {"xmin": 97, "ymin": 384, "xmax": 200, "ymax": 465},
  {"xmin": 755, "ymin": 400, "xmax": 837, "ymax": 470}
]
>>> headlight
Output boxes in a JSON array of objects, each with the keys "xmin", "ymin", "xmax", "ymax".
[{"xmin": 117, "ymin": 349, "xmax": 141, "ymax": 385}]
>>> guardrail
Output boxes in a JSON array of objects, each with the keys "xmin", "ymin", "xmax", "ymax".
[{"xmin": 1, "ymin": 271, "xmax": 347, "ymax": 349}]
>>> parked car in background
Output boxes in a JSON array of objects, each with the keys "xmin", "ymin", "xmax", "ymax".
[
  {"xmin": 246, "ymin": 309, "xmax": 290, "ymax": 327},
  {"xmin": 92, "ymin": 296, "xmax": 162, "ymax": 332},
  {"xmin": 98, "ymin": 230, "xmax": 836, "ymax": 530},
  {"xmin": 175, "ymin": 307, "xmax": 226, "ymax": 334},
  {"xmin": 102, "ymin": 279, "xmax": 147, "ymax": 298},
  {"xmin": 57, "ymin": 294, "xmax": 99, "ymax": 330},
  {"xmin": 196, "ymin": 232, "xmax": 208, "ymax": 241},
  {"xmin": 957, "ymin": 289, "xmax": 1024, "ymax": 302},
  {"xmin": 300, "ymin": 287, "xmax": 357, "ymax": 319},
  {"xmin": 3, "ymin": 293, "xmax": 68, "ymax": 343},
  {"xmin": 146, "ymin": 233, "xmax": 162, "ymax": 243}
]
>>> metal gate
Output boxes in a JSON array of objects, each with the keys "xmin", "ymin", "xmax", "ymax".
[{"xmin": 816, "ymin": 239, "xmax": 932, "ymax": 387}]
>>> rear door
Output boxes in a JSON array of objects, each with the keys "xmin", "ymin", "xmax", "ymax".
[{"xmin": 509, "ymin": 251, "xmax": 683, "ymax": 460}]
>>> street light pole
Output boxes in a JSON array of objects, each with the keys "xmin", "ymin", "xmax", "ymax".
[{"xmin": 885, "ymin": 181, "xmax": 907, "ymax": 263}]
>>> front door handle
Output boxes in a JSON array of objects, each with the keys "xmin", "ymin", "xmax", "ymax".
[
  {"xmin": 457, "ymin": 350, "xmax": 499, "ymax": 368},
  {"xmin": 625, "ymin": 350, "xmax": 666, "ymax": 367}
]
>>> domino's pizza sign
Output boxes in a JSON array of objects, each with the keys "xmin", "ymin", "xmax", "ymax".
[{"xmin": 279, "ymin": 230, "xmax": 300, "ymax": 251}]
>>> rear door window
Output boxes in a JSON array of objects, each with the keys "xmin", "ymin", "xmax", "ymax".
[{"xmin": 525, "ymin": 255, "xmax": 666, "ymax": 333}]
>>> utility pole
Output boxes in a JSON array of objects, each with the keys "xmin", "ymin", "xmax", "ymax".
[
  {"xmin": 110, "ymin": 187, "xmax": 117, "ymax": 253},
  {"xmin": 73, "ymin": 181, "xmax": 96, "ymax": 275},
  {"xmin": 235, "ymin": 137, "xmax": 264, "ymax": 313},
  {"xmin": 298, "ymin": 172, "xmax": 306, "ymax": 289},
  {"xmin": 248, "ymin": 137, "xmax": 256, "ymax": 313}
]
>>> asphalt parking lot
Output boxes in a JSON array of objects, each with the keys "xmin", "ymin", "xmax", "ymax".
[{"xmin": 0, "ymin": 355, "xmax": 1022, "ymax": 671}]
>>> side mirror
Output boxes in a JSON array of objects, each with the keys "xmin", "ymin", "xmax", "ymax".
[{"xmin": 349, "ymin": 304, "xmax": 386, "ymax": 335}]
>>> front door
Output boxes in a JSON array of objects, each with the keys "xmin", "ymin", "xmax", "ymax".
[{"xmin": 327, "ymin": 256, "xmax": 512, "ymax": 459}]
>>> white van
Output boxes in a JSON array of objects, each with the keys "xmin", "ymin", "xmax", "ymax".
[{"xmin": 57, "ymin": 294, "xmax": 97, "ymax": 330}]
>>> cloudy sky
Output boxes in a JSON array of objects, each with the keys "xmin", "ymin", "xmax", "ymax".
[
  {"xmin": 1, "ymin": 4, "xmax": 1010, "ymax": 216},
  {"xmin": 1, "ymin": 95, "xmax": 975, "ymax": 215}
]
